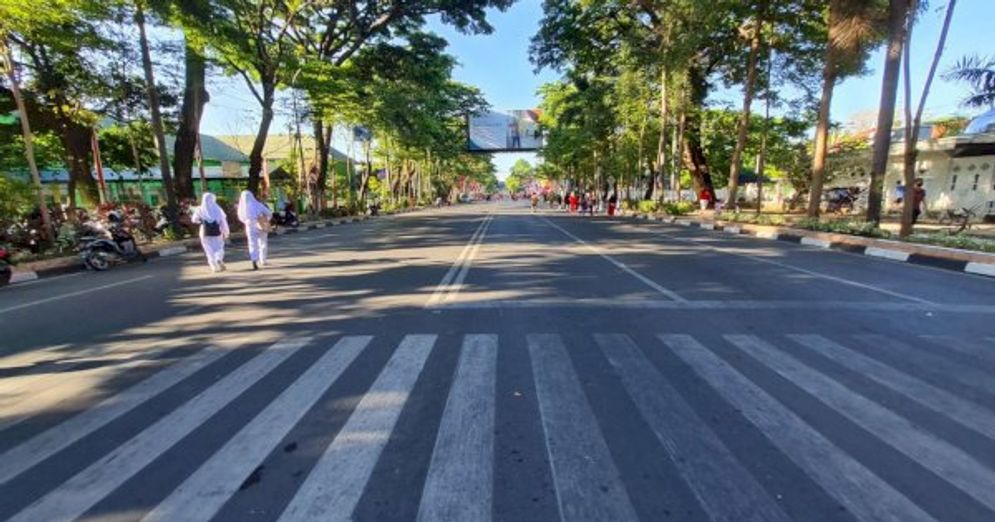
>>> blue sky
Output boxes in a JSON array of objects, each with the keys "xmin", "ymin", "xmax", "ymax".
[{"xmin": 200, "ymin": 0, "xmax": 992, "ymax": 180}]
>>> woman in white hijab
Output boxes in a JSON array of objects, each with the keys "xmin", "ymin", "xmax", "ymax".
[
  {"xmin": 237, "ymin": 190, "xmax": 273, "ymax": 270},
  {"xmin": 192, "ymin": 192, "xmax": 230, "ymax": 272}
]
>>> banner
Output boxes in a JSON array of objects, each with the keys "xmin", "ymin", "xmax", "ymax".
[{"xmin": 468, "ymin": 110, "xmax": 543, "ymax": 152}]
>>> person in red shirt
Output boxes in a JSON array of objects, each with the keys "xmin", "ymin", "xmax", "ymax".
[
  {"xmin": 568, "ymin": 191, "xmax": 579, "ymax": 213},
  {"xmin": 698, "ymin": 188, "xmax": 711, "ymax": 211}
]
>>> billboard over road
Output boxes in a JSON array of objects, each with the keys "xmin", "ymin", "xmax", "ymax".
[{"xmin": 468, "ymin": 109, "xmax": 543, "ymax": 152}]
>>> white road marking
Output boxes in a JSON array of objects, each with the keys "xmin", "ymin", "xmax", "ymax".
[
  {"xmin": 278, "ymin": 334, "xmax": 437, "ymax": 522},
  {"xmin": 661, "ymin": 334, "xmax": 934, "ymax": 522},
  {"xmin": 651, "ymin": 229, "xmax": 933, "ymax": 305},
  {"xmin": 8, "ymin": 338, "xmax": 309, "ymax": 522},
  {"xmin": 434, "ymin": 298, "xmax": 995, "ymax": 313},
  {"xmin": 426, "ymin": 216, "xmax": 492, "ymax": 307},
  {"xmin": 789, "ymin": 335, "xmax": 995, "ymax": 443},
  {"xmin": 143, "ymin": 336, "xmax": 372, "ymax": 522},
  {"xmin": 0, "ymin": 345, "xmax": 232, "ymax": 485},
  {"xmin": 0, "ymin": 275, "xmax": 153, "ymax": 314},
  {"xmin": 527, "ymin": 334, "xmax": 639, "ymax": 522},
  {"xmin": 542, "ymin": 217, "xmax": 686, "ymax": 302},
  {"xmin": 443, "ymin": 217, "xmax": 492, "ymax": 303},
  {"xmin": 857, "ymin": 334, "xmax": 995, "ymax": 397},
  {"xmin": 417, "ymin": 335, "xmax": 498, "ymax": 522},
  {"xmin": 728, "ymin": 334, "xmax": 995, "ymax": 512},
  {"xmin": 920, "ymin": 335, "xmax": 995, "ymax": 360},
  {"xmin": 595, "ymin": 334, "xmax": 789, "ymax": 522}
]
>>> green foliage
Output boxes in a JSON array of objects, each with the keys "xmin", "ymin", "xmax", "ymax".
[
  {"xmin": 663, "ymin": 201, "xmax": 696, "ymax": 216},
  {"xmin": 719, "ymin": 212, "xmax": 788, "ymax": 226},
  {"xmin": 944, "ymin": 55, "xmax": 995, "ymax": 109},
  {"xmin": 98, "ymin": 122, "xmax": 157, "ymax": 171},
  {"xmin": 794, "ymin": 217, "xmax": 888, "ymax": 238},
  {"xmin": 0, "ymin": 131, "xmax": 64, "ymax": 171},
  {"xmin": 0, "ymin": 172, "xmax": 36, "ymax": 225},
  {"xmin": 637, "ymin": 200, "xmax": 659, "ymax": 214}
]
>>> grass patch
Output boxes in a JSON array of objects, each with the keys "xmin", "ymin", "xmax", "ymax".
[{"xmin": 794, "ymin": 217, "xmax": 890, "ymax": 238}]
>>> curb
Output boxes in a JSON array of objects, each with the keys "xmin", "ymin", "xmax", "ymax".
[
  {"xmin": 631, "ymin": 213, "xmax": 995, "ymax": 279},
  {"xmin": 6, "ymin": 214, "xmax": 377, "ymax": 286}
]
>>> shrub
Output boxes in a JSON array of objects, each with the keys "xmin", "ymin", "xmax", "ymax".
[
  {"xmin": 663, "ymin": 201, "xmax": 697, "ymax": 216},
  {"xmin": 637, "ymin": 200, "xmax": 659, "ymax": 214},
  {"xmin": 795, "ymin": 218, "xmax": 889, "ymax": 238}
]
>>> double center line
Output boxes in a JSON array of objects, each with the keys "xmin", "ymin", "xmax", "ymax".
[{"xmin": 426, "ymin": 214, "xmax": 493, "ymax": 307}]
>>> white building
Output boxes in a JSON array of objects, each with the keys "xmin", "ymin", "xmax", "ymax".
[{"xmin": 881, "ymin": 109, "xmax": 995, "ymax": 218}]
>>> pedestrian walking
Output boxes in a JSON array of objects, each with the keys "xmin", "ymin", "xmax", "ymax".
[
  {"xmin": 568, "ymin": 191, "xmax": 579, "ymax": 213},
  {"xmin": 698, "ymin": 188, "xmax": 711, "ymax": 211},
  {"xmin": 911, "ymin": 178, "xmax": 927, "ymax": 225},
  {"xmin": 192, "ymin": 192, "xmax": 230, "ymax": 273},
  {"xmin": 237, "ymin": 190, "xmax": 273, "ymax": 270}
]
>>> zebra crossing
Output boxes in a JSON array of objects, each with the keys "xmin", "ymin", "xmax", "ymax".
[{"xmin": 2, "ymin": 332, "xmax": 994, "ymax": 521}]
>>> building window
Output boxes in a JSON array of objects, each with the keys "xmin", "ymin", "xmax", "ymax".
[
  {"xmin": 950, "ymin": 175, "xmax": 957, "ymax": 191},
  {"xmin": 973, "ymin": 174, "xmax": 980, "ymax": 191}
]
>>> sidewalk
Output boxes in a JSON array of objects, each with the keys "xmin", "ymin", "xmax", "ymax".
[{"xmin": 6, "ymin": 214, "xmax": 371, "ymax": 285}]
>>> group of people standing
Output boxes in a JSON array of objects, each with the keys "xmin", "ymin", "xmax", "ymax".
[
  {"xmin": 191, "ymin": 190, "xmax": 273, "ymax": 273},
  {"xmin": 565, "ymin": 191, "xmax": 618, "ymax": 216}
]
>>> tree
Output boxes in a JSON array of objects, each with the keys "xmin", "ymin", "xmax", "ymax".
[
  {"xmin": 134, "ymin": 0, "xmax": 179, "ymax": 225},
  {"xmin": 726, "ymin": 2, "xmax": 768, "ymax": 208},
  {"xmin": 172, "ymin": 29, "xmax": 210, "ymax": 200},
  {"xmin": 2, "ymin": 0, "xmax": 114, "ymax": 207},
  {"xmin": 946, "ymin": 55, "xmax": 995, "ymax": 108},
  {"xmin": 866, "ymin": 0, "xmax": 912, "ymax": 224},
  {"xmin": 806, "ymin": 0, "xmax": 886, "ymax": 218},
  {"xmin": 0, "ymin": 27, "xmax": 51, "ymax": 238},
  {"xmin": 898, "ymin": 0, "xmax": 957, "ymax": 237},
  {"xmin": 289, "ymin": 0, "xmax": 512, "ymax": 208}
]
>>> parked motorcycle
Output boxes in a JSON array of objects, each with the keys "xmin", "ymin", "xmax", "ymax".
[
  {"xmin": 0, "ymin": 245, "xmax": 12, "ymax": 286},
  {"xmin": 79, "ymin": 213, "xmax": 146, "ymax": 271},
  {"xmin": 271, "ymin": 205, "xmax": 300, "ymax": 228}
]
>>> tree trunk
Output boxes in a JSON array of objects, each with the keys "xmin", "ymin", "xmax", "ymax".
[
  {"xmin": 313, "ymin": 118, "xmax": 329, "ymax": 208},
  {"xmin": 135, "ymin": 0, "xmax": 178, "ymax": 220},
  {"xmin": 867, "ymin": 0, "xmax": 910, "ymax": 224},
  {"xmin": 172, "ymin": 34, "xmax": 208, "ymax": 200},
  {"xmin": 900, "ymin": 0, "xmax": 956, "ymax": 237},
  {"xmin": 247, "ymin": 80, "xmax": 276, "ymax": 195},
  {"xmin": 649, "ymin": 69, "xmax": 668, "ymax": 201},
  {"xmin": 806, "ymin": 50, "xmax": 837, "ymax": 218},
  {"xmin": 682, "ymin": 66, "xmax": 715, "ymax": 204},
  {"xmin": 61, "ymin": 123, "xmax": 100, "ymax": 207},
  {"xmin": 727, "ymin": 15, "xmax": 764, "ymax": 209},
  {"xmin": 325, "ymin": 124, "xmax": 335, "ymax": 209},
  {"xmin": 2, "ymin": 35, "xmax": 52, "ymax": 240},
  {"xmin": 674, "ymin": 105, "xmax": 686, "ymax": 200}
]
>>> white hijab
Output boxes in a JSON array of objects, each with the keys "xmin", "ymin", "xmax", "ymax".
[
  {"xmin": 195, "ymin": 193, "xmax": 224, "ymax": 223},
  {"xmin": 195, "ymin": 192, "xmax": 229, "ymax": 235},
  {"xmin": 237, "ymin": 190, "xmax": 268, "ymax": 223}
]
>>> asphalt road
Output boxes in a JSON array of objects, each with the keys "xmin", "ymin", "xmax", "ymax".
[{"xmin": 2, "ymin": 201, "xmax": 995, "ymax": 521}]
